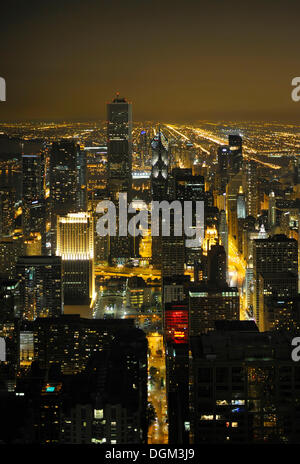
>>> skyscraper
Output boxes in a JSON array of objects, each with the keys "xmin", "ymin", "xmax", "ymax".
[
  {"xmin": 151, "ymin": 131, "xmax": 170, "ymax": 267},
  {"xmin": 207, "ymin": 243, "xmax": 227, "ymax": 285},
  {"xmin": 228, "ymin": 134, "xmax": 243, "ymax": 174},
  {"xmin": 107, "ymin": 94, "xmax": 132, "ymax": 200},
  {"xmin": 151, "ymin": 131, "xmax": 169, "ymax": 201},
  {"xmin": 218, "ymin": 209, "xmax": 228, "ymax": 266},
  {"xmin": 0, "ymin": 187, "xmax": 15, "ymax": 237},
  {"xmin": 246, "ymin": 160, "xmax": 259, "ymax": 218},
  {"xmin": 216, "ymin": 145, "xmax": 230, "ymax": 193},
  {"xmin": 162, "ymin": 275, "xmax": 190, "ymax": 444},
  {"xmin": 56, "ymin": 212, "xmax": 94, "ymax": 306},
  {"xmin": 252, "ymin": 234, "xmax": 298, "ymax": 330},
  {"xmin": 138, "ymin": 129, "xmax": 149, "ymax": 169},
  {"xmin": 237, "ymin": 185, "xmax": 246, "ymax": 219},
  {"xmin": 16, "ymin": 256, "xmax": 63, "ymax": 320},
  {"xmin": 0, "ymin": 235, "xmax": 24, "ymax": 279},
  {"xmin": 22, "ymin": 154, "xmax": 43, "ymax": 203},
  {"xmin": 50, "ymin": 141, "xmax": 80, "ymax": 250},
  {"xmin": 257, "ymin": 271, "xmax": 298, "ymax": 331},
  {"xmin": 161, "ymin": 219, "xmax": 185, "ymax": 278}
]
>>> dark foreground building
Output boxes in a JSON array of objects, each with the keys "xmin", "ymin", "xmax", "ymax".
[
  {"xmin": 0, "ymin": 327, "xmax": 148, "ymax": 444},
  {"xmin": 189, "ymin": 321, "xmax": 300, "ymax": 443}
]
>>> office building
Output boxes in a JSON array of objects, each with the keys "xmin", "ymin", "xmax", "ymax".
[
  {"xmin": 56, "ymin": 212, "xmax": 94, "ymax": 305},
  {"xmin": 216, "ymin": 146, "xmax": 230, "ymax": 193},
  {"xmin": 107, "ymin": 94, "xmax": 132, "ymax": 199},
  {"xmin": 151, "ymin": 131, "xmax": 169, "ymax": 201},
  {"xmin": 253, "ymin": 234, "xmax": 298, "ymax": 329},
  {"xmin": 237, "ymin": 186, "xmax": 246, "ymax": 219},
  {"xmin": 257, "ymin": 271, "xmax": 298, "ymax": 331},
  {"xmin": 189, "ymin": 282, "xmax": 239, "ymax": 335},
  {"xmin": 228, "ymin": 134, "xmax": 243, "ymax": 174},
  {"xmin": 207, "ymin": 243, "xmax": 227, "ymax": 285},
  {"xmin": 22, "ymin": 154, "xmax": 44, "ymax": 235},
  {"xmin": 49, "ymin": 141, "xmax": 80, "ymax": 249}
]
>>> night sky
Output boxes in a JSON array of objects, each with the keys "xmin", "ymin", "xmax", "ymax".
[{"xmin": 1, "ymin": 0, "xmax": 300, "ymax": 122}]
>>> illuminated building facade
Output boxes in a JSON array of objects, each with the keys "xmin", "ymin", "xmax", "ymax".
[
  {"xmin": 164, "ymin": 302, "xmax": 188, "ymax": 344},
  {"xmin": 56, "ymin": 212, "xmax": 94, "ymax": 305}
]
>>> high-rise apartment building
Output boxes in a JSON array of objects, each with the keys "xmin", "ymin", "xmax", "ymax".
[{"xmin": 16, "ymin": 256, "xmax": 63, "ymax": 320}]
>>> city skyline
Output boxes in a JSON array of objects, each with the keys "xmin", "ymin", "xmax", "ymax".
[{"xmin": 2, "ymin": 0, "xmax": 300, "ymax": 448}]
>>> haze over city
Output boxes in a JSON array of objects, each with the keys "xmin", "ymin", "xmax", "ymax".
[{"xmin": 1, "ymin": 0, "xmax": 300, "ymax": 122}]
